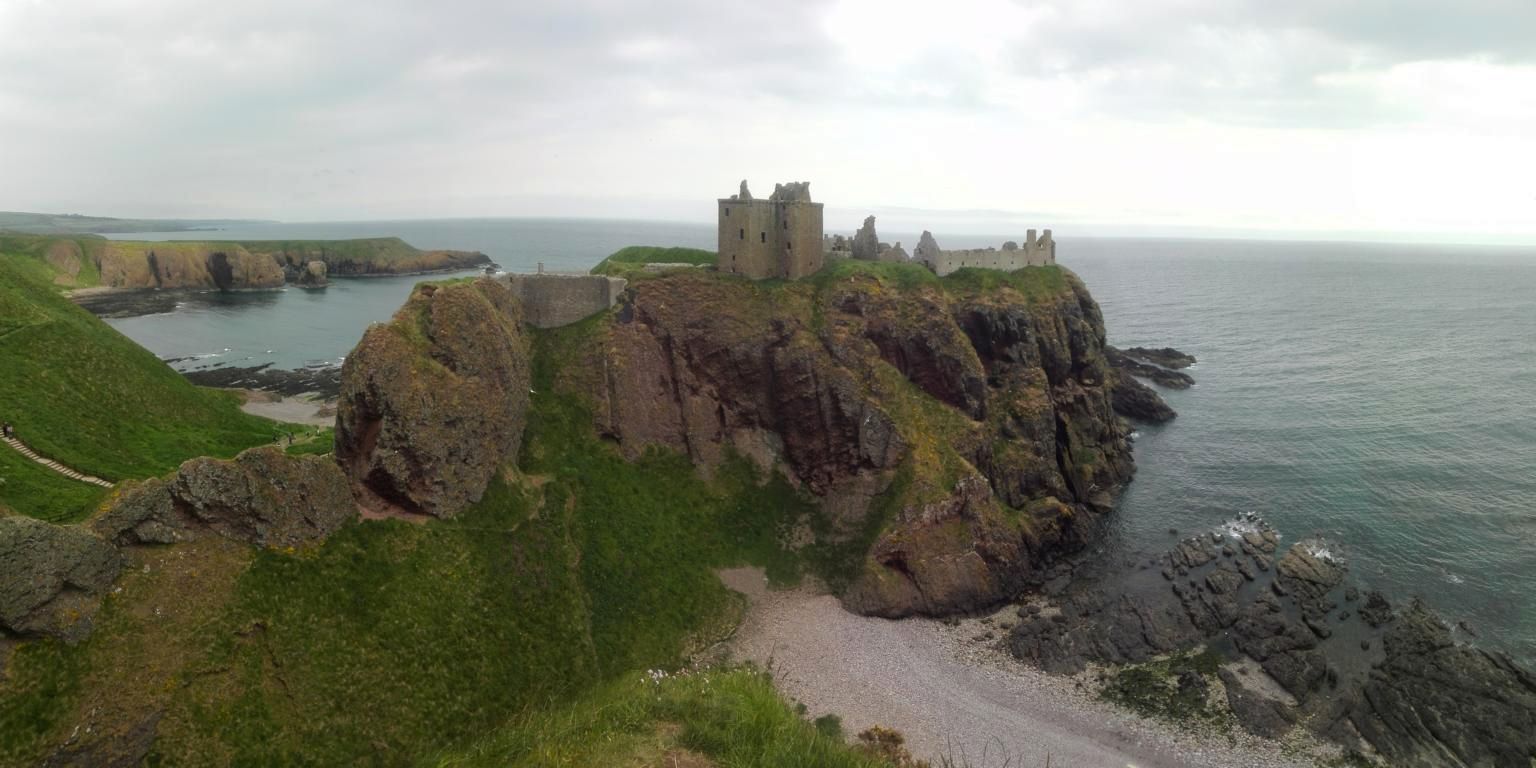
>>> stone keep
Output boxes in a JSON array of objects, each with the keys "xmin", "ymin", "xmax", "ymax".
[{"xmin": 718, "ymin": 180, "xmax": 825, "ymax": 280}]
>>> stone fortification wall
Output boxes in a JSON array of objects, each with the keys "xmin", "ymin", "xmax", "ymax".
[
  {"xmin": 919, "ymin": 229, "xmax": 1056, "ymax": 276},
  {"xmin": 501, "ymin": 274, "xmax": 628, "ymax": 328}
]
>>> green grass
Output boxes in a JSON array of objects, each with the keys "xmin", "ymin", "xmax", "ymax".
[
  {"xmin": 282, "ymin": 427, "xmax": 334, "ymax": 456},
  {"xmin": 0, "ymin": 251, "xmax": 277, "ymax": 521},
  {"xmin": 808, "ymin": 258, "xmax": 940, "ymax": 292},
  {"xmin": 591, "ymin": 245, "xmax": 717, "ymax": 278},
  {"xmin": 434, "ymin": 667, "xmax": 894, "ymax": 768},
  {"xmin": 939, "ymin": 265, "xmax": 1067, "ymax": 303}
]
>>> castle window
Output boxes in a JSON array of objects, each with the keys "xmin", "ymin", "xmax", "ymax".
[
  {"xmin": 739, "ymin": 228, "xmax": 745, "ymax": 240},
  {"xmin": 783, "ymin": 220, "xmax": 788, "ymax": 229},
  {"xmin": 724, "ymin": 208, "xmax": 730, "ymax": 217},
  {"xmin": 760, "ymin": 232, "xmax": 766, "ymax": 243}
]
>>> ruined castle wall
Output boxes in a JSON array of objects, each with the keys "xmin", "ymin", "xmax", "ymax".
[
  {"xmin": 718, "ymin": 199, "xmax": 779, "ymax": 279},
  {"xmin": 927, "ymin": 233, "xmax": 1055, "ymax": 277},
  {"xmin": 502, "ymin": 274, "xmax": 628, "ymax": 328},
  {"xmin": 780, "ymin": 202, "xmax": 825, "ymax": 279}
]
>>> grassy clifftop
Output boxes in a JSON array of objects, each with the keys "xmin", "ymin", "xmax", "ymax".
[{"xmin": 0, "ymin": 250, "xmax": 278, "ymax": 521}]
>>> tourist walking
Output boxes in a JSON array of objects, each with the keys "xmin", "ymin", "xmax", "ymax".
[{"xmin": 2, "ymin": 422, "xmax": 13, "ymax": 439}]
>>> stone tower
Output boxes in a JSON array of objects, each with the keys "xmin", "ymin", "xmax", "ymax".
[{"xmin": 717, "ymin": 180, "xmax": 825, "ymax": 280}]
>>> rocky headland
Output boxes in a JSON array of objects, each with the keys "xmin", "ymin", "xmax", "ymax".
[{"xmin": 4, "ymin": 259, "xmax": 1534, "ymax": 767}]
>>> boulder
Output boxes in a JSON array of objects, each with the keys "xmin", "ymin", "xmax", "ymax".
[
  {"xmin": 335, "ymin": 278, "xmax": 531, "ymax": 517},
  {"xmin": 0, "ymin": 516, "xmax": 122, "ymax": 641},
  {"xmin": 93, "ymin": 446, "xmax": 354, "ymax": 549}
]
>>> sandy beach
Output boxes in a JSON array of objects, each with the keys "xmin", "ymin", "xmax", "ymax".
[{"xmin": 720, "ymin": 568, "xmax": 1329, "ymax": 768}]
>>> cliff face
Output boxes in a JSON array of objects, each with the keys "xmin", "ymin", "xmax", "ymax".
[
  {"xmin": 560, "ymin": 267, "xmax": 1134, "ymax": 616},
  {"xmin": 70, "ymin": 236, "xmax": 489, "ymax": 291},
  {"xmin": 95, "ymin": 242, "xmax": 286, "ymax": 290},
  {"xmin": 334, "ymin": 278, "xmax": 531, "ymax": 517}
]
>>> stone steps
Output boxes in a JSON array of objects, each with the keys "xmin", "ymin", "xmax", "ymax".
[{"xmin": 2, "ymin": 435, "xmax": 115, "ymax": 488}]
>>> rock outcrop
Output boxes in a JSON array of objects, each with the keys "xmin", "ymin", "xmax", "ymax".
[
  {"xmin": 1122, "ymin": 346, "xmax": 1196, "ymax": 369},
  {"xmin": 1106, "ymin": 346, "xmax": 1194, "ymax": 389},
  {"xmin": 851, "ymin": 216, "xmax": 880, "ymax": 261},
  {"xmin": 335, "ymin": 278, "xmax": 531, "ymax": 517},
  {"xmin": 93, "ymin": 446, "xmax": 354, "ymax": 549},
  {"xmin": 560, "ymin": 267, "xmax": 1133, "ymax": 616},
  {"xmin": 1007, "ymin": 522, "xmax": 1536, "ymax": 767},
  {"xmin": 295, "ymin": 260, "xmax": 328, "ymax": 288},
  {"xmin": 0, "ymin": 516, "xmax": 122, "ymax": 641}
]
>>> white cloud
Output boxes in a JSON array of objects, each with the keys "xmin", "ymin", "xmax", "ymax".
[{"xmin": 0, "ymin": 0, "xmax": 1532, "ymax": 243}]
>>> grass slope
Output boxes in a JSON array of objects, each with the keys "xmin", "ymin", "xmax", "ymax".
[
  {"xmin": 0, "ymin": 314, "xmax": 853, "ymax": 766},
  {"xmin": 434, "ymin": 668, "xmax": 892, "ymax": 768},
  {"xmin": 0, "ymin": 251, "xmax": 278, "ymax": 521}
]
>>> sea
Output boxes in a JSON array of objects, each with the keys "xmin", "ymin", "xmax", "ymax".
[{"xmin": 96, "ymin": 219, "xmax": 1536, "ymax": 664}]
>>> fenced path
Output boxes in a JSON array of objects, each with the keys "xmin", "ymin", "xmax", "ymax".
[{"xmin": 2, "ymin": 435, "xmax": 115, "ymax": 487}]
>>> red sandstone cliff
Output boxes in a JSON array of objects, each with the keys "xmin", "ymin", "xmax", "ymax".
[{"xmin": 556, "ymin": 268, "xmax": 1134, "ymax": 616}]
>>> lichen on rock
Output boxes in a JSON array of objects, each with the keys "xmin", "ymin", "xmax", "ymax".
[{"xmin": 0, "ymin": 515, "xmax": 122, "ymax": 641}]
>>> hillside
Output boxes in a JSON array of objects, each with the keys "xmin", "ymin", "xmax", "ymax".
[{"xmin": 0, "ymin": 248, "xmax": 279, "ymax": 522}]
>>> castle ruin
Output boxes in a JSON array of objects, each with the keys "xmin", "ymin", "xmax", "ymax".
[
  {"xmin": 915, "ymin": 229, "xmax": 1055, "ymax": 276},
  {"xmin": 717, "ymin": 180, "xmax": 826, "ymax": 280}
]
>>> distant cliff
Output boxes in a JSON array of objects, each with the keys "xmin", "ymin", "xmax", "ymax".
[{"xmin": 0, "ymin": 233, "xmax": 490, "ymax": 291}]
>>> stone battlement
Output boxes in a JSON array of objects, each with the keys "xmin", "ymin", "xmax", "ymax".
[
  {"xmin": 915, "ymin": 229, "xmax": 1054, "ymax": 276},
  {"xmin": 500, "ymin": 273, "xmax": 627, "ymax": 328}
]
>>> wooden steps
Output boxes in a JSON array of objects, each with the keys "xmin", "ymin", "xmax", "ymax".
[{"xmin": 2, "ymin": 435, "xmax": 115, "ymax": 488}]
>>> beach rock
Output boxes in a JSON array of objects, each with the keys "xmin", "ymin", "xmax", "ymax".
[
  {"xmin": 1120, "ymin": 346, "xmax": 1197, "ymax": 369},
  {"xmin": 1218, "ymin": 668, "xmax": 1295, "ymax": 739},
  {"xmin": 1346, "ymin": 602, "xmax": 1536, "ymax": 768},
  {"xmin": 1105, "ymin": 346, "xmax": 1195, "ymax": 389},
  {"xmin": 93, "ymin": 447, "xmax": 353, "ymax": 549},
  {"xmin": 1360, "ymin": 590, "xmax": 1394, "ymax": 628},
  {"xmin": 1111, "ymin": 372, "xmax": 1176, "ymax": 423},
  {"xmin": 335, "ymin": 278, "xmax": 531, "ymax": 517},
  {"xmin": 0, "ymin": 516, "xmax": 122, "ymax": 641},
  {"xmin": 851, "ymin": 216, "xmax": 879, "ymax": 261}
]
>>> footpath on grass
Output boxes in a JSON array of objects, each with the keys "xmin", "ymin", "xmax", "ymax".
[{"xmin": 2, "ymin": 435, "xmax": 114, "ymax": 488}]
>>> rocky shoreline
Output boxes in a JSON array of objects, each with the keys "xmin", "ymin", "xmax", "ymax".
[{"xmin": 1005, "ymin": 515, "xmax": 1536, "ymax": 767}]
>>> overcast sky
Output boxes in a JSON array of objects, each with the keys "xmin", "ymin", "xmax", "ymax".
[{"xmin": 2, "ymin": 0, "xmax": 1534, "ymax": 242}]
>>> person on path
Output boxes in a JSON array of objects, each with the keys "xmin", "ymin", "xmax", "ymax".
[{"xmin": 2, "ymin": 422, "xmax": 13, "ymax": 439}]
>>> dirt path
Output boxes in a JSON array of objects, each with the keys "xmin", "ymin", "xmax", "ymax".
[
  {"xmin": 2, "ymin": 435, "xmax": 114, "ymax": 488},
  {"xmin": 719, "ymin": 568, "xmax": 1324, "ymax": 768}
]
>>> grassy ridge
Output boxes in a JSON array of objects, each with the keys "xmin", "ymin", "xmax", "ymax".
[
  {"xmin": 590, "ymin": 245, "xmax": 717, "ymax": 278},
  {"xmin": 0, "ymin": 252, "xmax": 277, "ymax": 521},
  {"xmin": 434, "ymin": 668, "xmax": 891, "ymax": 768}
]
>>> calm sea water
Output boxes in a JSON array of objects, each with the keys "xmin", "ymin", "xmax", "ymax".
[{"xmin": 102, "ymin": 220, "xmax": 1536, "ymax": 662}]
